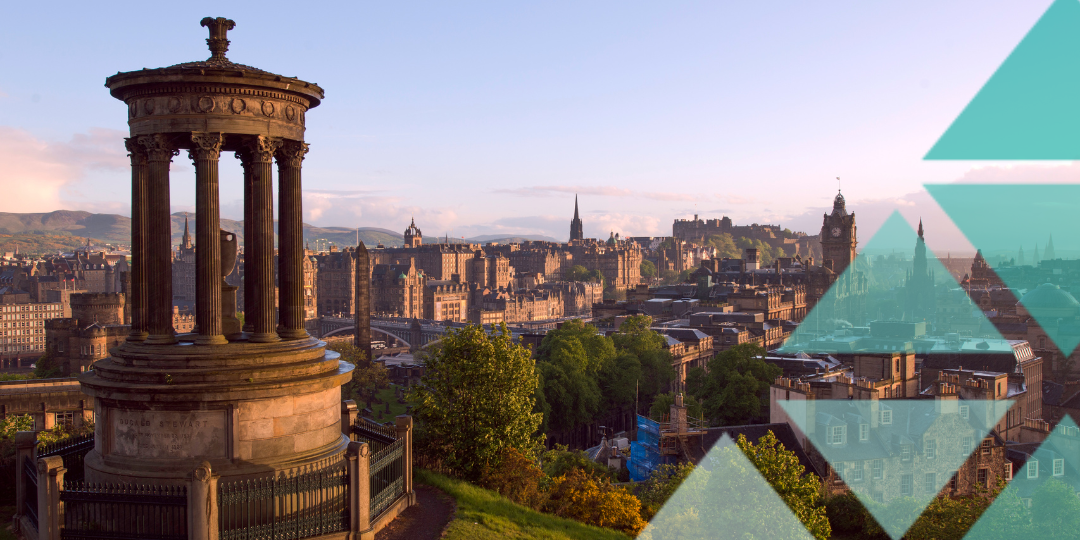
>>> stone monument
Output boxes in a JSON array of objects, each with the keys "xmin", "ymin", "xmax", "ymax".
[{"xmin": 80, "ymin": 17, "xmax": 353, "ymax": 484}]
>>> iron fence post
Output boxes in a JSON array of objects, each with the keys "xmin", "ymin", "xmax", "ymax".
[
  {"xmin": 13, "ymin": 431, "xmax": 35, "ymax": 533},
  {"xmin": 348, "ymin": 441, "xmax": 370, "ymax": 538},
  {"xmin": 343, "ymin": 399, "xmax": 358, "ymax": 437},
  {"xmin": 189, "ymin": 461, "xmax": 219, "ymax": 540},
  {"xmin": 37, "ymin": 455, "xmax": 65, "ymax": 540},
  {"xmin": 395, "ymin": 415, "xmax": 414, "ymax": 504}
]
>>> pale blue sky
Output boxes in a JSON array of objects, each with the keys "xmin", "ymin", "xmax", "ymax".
[{"xmin": 0, "ymin": 1, "xmax": 1067, "ymax": 246}]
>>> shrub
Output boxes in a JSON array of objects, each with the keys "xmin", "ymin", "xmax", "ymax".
[
  {"xmin": 479, "ymin": 447, "xmax": 547, "ymax": 510},
  {"xmin": 637, "ymin": 462, "xmax": 696, "ymax": 521},
  {"xmin": 825, "ymin": 492, "xmax": 867, "ymax": 534},
  {"xmin": 543, "ymin": 468, "xmax": 646, "ymax": 537}
]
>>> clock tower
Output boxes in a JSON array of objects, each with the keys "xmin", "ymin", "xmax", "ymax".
[{"xmin": 820, "ymin": 190, "xmax": 857, "ymax": 274}]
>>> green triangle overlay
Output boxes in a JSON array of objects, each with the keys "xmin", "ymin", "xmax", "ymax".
[
  {"xmin": 963, "ymin": 415, "xmax": 1080, "ymax": 539},
  {"xmin": 777, "ymin": 210, "xmax": 1005, "ymax": 355},
  {"xmin": 926, "ymin": 183, "xmax": 1080, "ymax": 357},
  {"xmin": 636, "ymin": 433, "xmax": 815, "ymax": 540},
  {"xmin": 780, "ymin": 399, "xmax": 1012, "ymax": 540},
  {"xmin": 926, "ymin": 0, "xmax": 1080, "ymax": 159}
]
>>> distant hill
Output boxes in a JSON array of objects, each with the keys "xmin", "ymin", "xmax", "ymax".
[{"xmin": 0, "ymin": 211, "xmax": 563, "ymax": 253}]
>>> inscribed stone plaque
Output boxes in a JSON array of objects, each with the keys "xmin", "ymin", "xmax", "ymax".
[{"xmin": 111, "ymin": 409, "xmax": 227, "ymax": 459}]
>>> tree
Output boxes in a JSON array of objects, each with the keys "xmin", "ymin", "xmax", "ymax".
[
  {"xmin": 705, "ymin": 234, "xmax": 740, "ymax": 259},
  {"xmin": 543, "ymin": 467, "xmax": 647, "ymax": 536},
  {"xmin": 637, "ymin": 462, "xmax": 696, "ymax": 521},
  {"xmin": 736, "ymin": 431, "xmax": 830, "ymax": 540},
  {"xmin": 326, "ymin": 341, "xmax": 389, "ymax": 405},
  {"xmin": 640, "ymin": 260, "xmax": 657, "ymax": 279},
  {"xmin": 612, "ymin": 316, "xmax": 674, "ymax": 412},
  {"xmin": 564, "ymin": 265, "xmax": 602, "ymax": 283},
  {"xmin": 649, "ymin": 392, "xmax": 703, "ymax": 420},
  {"xmin": 535, "ymin": 319, "xmax": 613, "ymax": 433},
  {"xmin": 691, "ymin": 343, "xmax": 780, "ymax": 426},
  {"xmin": 408, "ymin": 324, "xmax": 542, "ymax": 481}
]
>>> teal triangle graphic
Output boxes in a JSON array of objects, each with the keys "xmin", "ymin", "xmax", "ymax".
[
  {"xmin": 964, "ymin": 415, "xmax": 1080, "ymax": 539},
  {"xmin": 777, "ymin": 210, "xmax": 1006, "ymax": 355},
  {"xmin": 637, "ymin": 433, "xmax": 816, "ymax": 540},
  {"xmin": 926, "ymin": 183, "xmax": 1080, "ymax": 357},
  {"xmin": 780, "ymin": 399, "xmax": 1011, "ymax": 540},
  {"xmin": 926, "ymin": 0, "xmax": 1080, "ymax": 159}
]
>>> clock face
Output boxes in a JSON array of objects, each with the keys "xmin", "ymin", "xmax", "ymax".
[{"xmin": 831, "ymin": 227, "xmax": 842, "ymax": 237}]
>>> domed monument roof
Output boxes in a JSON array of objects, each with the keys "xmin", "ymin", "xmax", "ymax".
[
  {"xmin": 1018, "ymin": 282, "xmax": 1080, "ymax": 314},
  {"xmin": 104, "ymin": 17, "xmax": 324, "ymax": 143},
  {"xmin": 831, "ymin": 190, "xmax": 847, "ymax": 217}
]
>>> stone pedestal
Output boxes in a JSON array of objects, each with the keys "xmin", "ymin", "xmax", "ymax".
[{"xmin": 80, "ymin": 338, "xmax": 353, "ymax": 484}]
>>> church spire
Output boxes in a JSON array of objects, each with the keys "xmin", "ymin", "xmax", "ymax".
[
  {"xmin": 569, "ymin": 195, "xmax": 584, "ymax": 242},
  {"xmin": 182, "ymin": 212, "xmax": 192, "ymax": 249},
  {"xmin": 574, "ymin": 194, "xmax": 580, "ymax": 220},
  {"xmin": 917, "ymin": 218, "xmax": 923, "ymax": 238}
]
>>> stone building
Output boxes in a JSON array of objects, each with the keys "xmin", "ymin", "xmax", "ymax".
[
  {"xmin": 0, "ymin": 287, "xmax": 64, "ymax": 367},
  {"xmin": 541, "ymin": 281, "xmax": 603, "ymax": 316},
  {"xmin": 404, "ymin": 218, "xmax": 423, "ymax": 248},
  {"xmin": 371, "ymin": 260, "xmax": 425, "ymax": 318},
  {"xmin": 315, "ymin": 247, "xmax": 356, "ymax": 317},
  {"xmin": 820, "ymin": 191, "xmax": 857, "ymax": 275},
  {"xmin": 424, "ymin": 280, "xmax": 469, "ymax": 322},
  {"xmin": 469, "ymin": 251, "xmax": 514, "ymax": 289},
  {"xmin": 569, "ymin": 194, "xmax": 584, "ymax": 242},
  {"xmin": 0, "ymin": 377, "xmax": 95, "ymax": 433},
  {"xmin": 172, "ymin": 214, "xmax": 197, "ymax": 306},
  {"xmin": 43, "ymin": 293, "xmax": 127, "ymax": 376}
]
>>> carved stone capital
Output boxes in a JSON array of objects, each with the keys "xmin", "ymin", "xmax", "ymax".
[
  {"xmin": 125, "ymin": 137, "xmax": 149, "ymax": 166},
  {"xmin": 188, "ymin": 132, "xmax": 225, "ymax": 162},
  {"xmin": 235, "ymin": 135, "xmax": 282, "ymax": 166},
  {"xmin": 137, "ymin": 134, "xmax": 179, "ymax": 162},
  {"xmin": 276, "ymin": 140, "xmax": 309, "ymax": 169}
]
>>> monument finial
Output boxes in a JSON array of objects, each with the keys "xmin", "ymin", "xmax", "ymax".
[{"xmin": 200, "ymin": 17, "xmax": 236, "ymax": 62}]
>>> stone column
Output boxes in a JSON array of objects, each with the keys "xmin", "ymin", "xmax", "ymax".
[
  {"xmin": 395, "ymin": 415, "xmax": 414, "ymax": 503},
  {"xmin": 125, "ymin": 138, "xmax": 149, "ymax": 341},
  {"xmin": 138, "ymin": 134, "xmax": 178, "ymax": 344},
  {"xmin": 37, "ymin": 456, "xmax": 66, "ymax": 540},
  {"xmin": 188, "ymin": 461, "xmax": 219, "ymax": 540},
  {"xmin": 275, "ymin": 140, "xmax": 309, "ymax": 339},
  {"xmin": 190, "ymin": 133, "xmax": 228, "ymax": 345},
  {"xmin": 354, "ymin": 241, "xmax": 372, "ymax": 360},
  {"xmin": 237, "ymin": 136, "xmax": 282, "ymax": 343},
  {"xmin": 347, "ymin": 441, "xmax": 370, "ymax": 535},
  {"xmin": 239, "ymin": 151, "xmax": 253, "ymax": 333}
]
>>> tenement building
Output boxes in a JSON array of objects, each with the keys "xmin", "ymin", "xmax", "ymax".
[{"xmin": 0, "ymin": 286, "xmax": 64, "ymax": 368}]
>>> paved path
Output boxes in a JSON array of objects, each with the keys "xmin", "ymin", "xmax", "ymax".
[{"xmin": 375, "ymin": 485, "xmax": 455, "ymax": 540}]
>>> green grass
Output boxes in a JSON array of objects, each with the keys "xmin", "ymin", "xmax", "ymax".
[
  {"xmin": 369, "ymin": 384, "xmax": 408, "ymax": 423},
  {"xmin": 417, "ymin": 469, "xmax": 630, "ymax": 540}
]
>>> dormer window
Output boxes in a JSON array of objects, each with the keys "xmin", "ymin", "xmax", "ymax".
[
  {"xmin": 960, "ymin": 405, "xmax": 969, "ymax": 420},
  {"xmin": 901, "ymin": 444, "xmax": 913, "ymax": 462},
  {"xmin": 1027, "ymin": 460, "xmax": 1039, "ymax": 479},
  {"xmin": 1054, "ymin": 458, "xmax": 1064, "ymax": 477},
  {"xmin": 859, "ymin": 423, "xmax": 869, "ymax": 442},
  {"xmin": 881, "ymin": 409, "xmax": 893, "ymax": 425},
  {"xmin": 830, "ymin": 425, "xmax": 846, "ymax": 445}
]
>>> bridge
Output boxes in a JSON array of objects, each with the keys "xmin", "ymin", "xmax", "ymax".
[{"xmin": 314, "ymin": 316, "xmax": 589, "ymax": 351}]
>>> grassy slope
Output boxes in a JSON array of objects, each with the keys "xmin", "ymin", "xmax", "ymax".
[
  {"xmin": 369, "ymin": 384, "xmax": 408, "ymax": 423},
  {"xmin": 417, "ymin": 469, "xmax": 630, "ymax": 540}
]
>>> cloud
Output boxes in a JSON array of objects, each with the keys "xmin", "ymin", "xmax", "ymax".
[
  {"xmin": 301, "ymin": 191, "xmax": 458, "ymax": 233},
  {"xmin": 952, "ymin": 162, "xmax": 1080, "ymax": 184},
  {"xmin": 493, "ymin": 185, "xmax": 697, "ymax": 202},
  {"xmin": 0, "ymin": 126, "xmax": 128, "ymax": 213}
]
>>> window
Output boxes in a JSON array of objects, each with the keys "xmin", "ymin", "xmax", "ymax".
[
  {"xmin": 1005, "ymin": 463, "xmax": 1013, "ymax": 480},
  {"xmin": 830, "ymin": 425, "xmax": 846, "ymax": 446},
  {"xmin": 950, "ymin": 472, "xmax": 958, "ymax": 491},
  {"xmin": 978, "ymin": 468, "xmax": 989, "ymax": 487},
  {"xmin": 981, "ymin": 438, "xmax": 993, "ymax": 456},
  {"xmin": 901, "ymin": 473, "xmax": 913, "ymax": 497},
  {"xmin": 833, "ymin": 462, "xmax": 844, "ymax": 478},
  {"xmin": 872, "ymin": 459, "xmax": 883, "ymax": 480},
  {"xmin": 881, "ymin": 409, "xmax": 892, "ymax": 425},
  {"xmin": 901, "ymin": 444, "xmax": 913, "ymax": 462},
  {"xmin": 851, "ymin": 464, "xmax": 864, "ymax": 482},
  {"xmin": 960, "ymin": 405, "xmax": 969, "ymax": 420},
  {"xmin": 859, "ymin": 423, "xmax": 869, "ymax": 442},
  {"xmin": 925, "ymin": 472, "xmax": 937, "ymax": 494},
  {"xmin": 925, "ymin": 439, "xmax": 937, "ymax": 460},
  {"xmin": 1054, "ymin": 458, "xmax": 1065, "ymax": 477},
  {"xmin": 1027, "ymin": 460, "xmax": 1039, "ymax": 479},
  {"xmin": 895, "ymin": 359, "xmax": 900, "ymax": 373}
]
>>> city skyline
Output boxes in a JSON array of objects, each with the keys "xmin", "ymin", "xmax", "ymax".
[{"xmin": 0, "ymin": 1, "xmax": 1072, "ymax": 250}]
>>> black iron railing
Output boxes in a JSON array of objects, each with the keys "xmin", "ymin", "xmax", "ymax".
[
  {"xmin": 59, "ymin": 482, "xmax": 187, "ymax": 540},
  {"xmin": 369, "ymin": 438, "xmax": 404, "ymax": 519},
  {"xmin": 218, "ymin": 460, "xmax": 349, "ymax": 540},
  {"xmin": 351, "ymin": 417, "xmax": 396, "ymax": 453},
  {"xmin": 23, "ymin": 455, "xmax": 38, "ymax": 531},
  {"xmin": 39, "ymin": 433, "xmax": 94, "ymax": 482}
]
